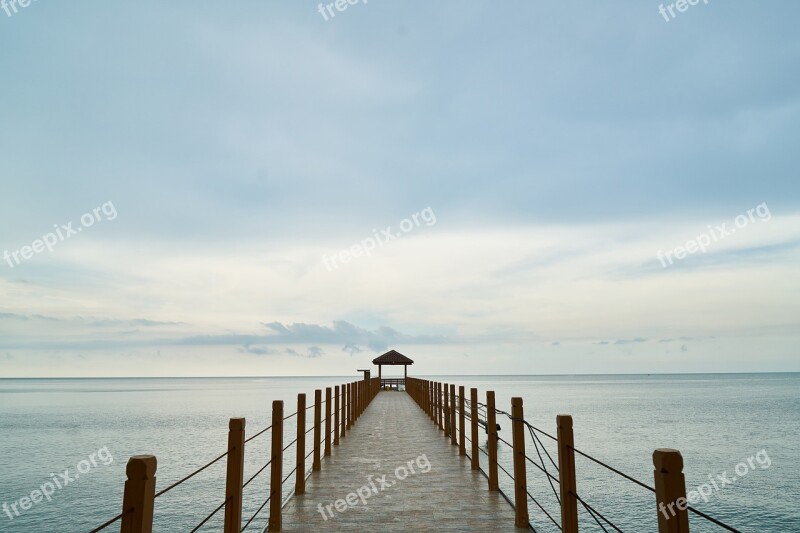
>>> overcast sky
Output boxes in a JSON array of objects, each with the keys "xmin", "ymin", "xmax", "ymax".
[{"xmin": 1, "ymin": 1, "xmax": 798, "ymax": 377}]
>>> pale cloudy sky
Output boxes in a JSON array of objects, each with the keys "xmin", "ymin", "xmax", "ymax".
[{"xmin": 1, "ymin": 1, "xmax": 798, "ymax": 377}]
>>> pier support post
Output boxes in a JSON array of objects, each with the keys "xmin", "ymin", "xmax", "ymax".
[
  {"xmin": 267, "ymin": 400, "xmax": 283, "ymax": 532},
  {"xmin": 313, "ymin": 390, "xmax": 322, "ymax": 471},
  {"xmin": 653, "ymin": 449, "xmax": 690, "ymax": 533},
  {"xmin": 346, "ymin": 383, "xmax": 351, "ymax": 430},
  {"xmin": 511, "ymin": 398, "xmax": 530, "ymax": 528},
  {"xmin": 334, "ymin": 386, "xmax": 340, "ymax": 446},
  {"xmin": 325, "ymin": 387, "xmax": 332, "ymax": 457},
  {"xmin": 295, "ymin": 394, "xmax": 306, "ymax": 495},
  {"xmin": 425, "ymin": 381, "xmax": 431, "ymax": 418},
  {"xmin": 120, "ymin": 455, "xmax": 157, "ymax": 533},
  {"xmin": 470, "ymin": 388, "xmax": 479, "ymax": 470},
  {"xmin": 223, "ymin": 418, "xmax": 245, "ymax": 533},
  {"xmin": 435, "ymin": 383, "xmax": 441, "ymax": 428},
  {"xmin": 432, "ymin": 382, "xmax": 436, "ymax": 425},
  {"xmin": 443, "ymin": 383, "xmax": 450, "ymax": 437},
  {"xmin": 557, "ymin": 415, "xmax": 578, "ymax": 533},
  {"xmin": 450, "ymin": 383, "xmax": 457, "ymax": 446},
  {"xmin": 438, "ymin": 382, "xmax": 444, "ymax": 430},
  {"xmin": 487, "ymin": 391, "xmax": 499, "ymax": 491},
  {"xmin": 341, "ymin": 383, "xmax": 346, "ymax": 437},
  {"xmin": 355, "ymin": 380, "xmax": 359, "ymax": 421},
  {"xmin": 458, "ymin": 386, "xmax": 466, "ymax": 456}
]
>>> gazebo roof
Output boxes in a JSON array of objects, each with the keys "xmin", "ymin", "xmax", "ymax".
[{"xmin": 372, "ymin": 350, "xmax": 414, "ymax": 366}]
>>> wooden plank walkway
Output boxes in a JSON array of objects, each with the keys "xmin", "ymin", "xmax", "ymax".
[{"xmin": 281, "ymin": 390, "xmax": 522, "ymax": 532}]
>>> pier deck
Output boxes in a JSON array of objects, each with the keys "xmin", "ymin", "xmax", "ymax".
[{"xmin": 281, "ymin": 391, "xmax": 520, "ymax": 532}]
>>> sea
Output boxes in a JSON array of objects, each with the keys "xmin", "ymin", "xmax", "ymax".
[{"xmin": 0, "ymin": 373, "xmax": 797, "ymax": 532}]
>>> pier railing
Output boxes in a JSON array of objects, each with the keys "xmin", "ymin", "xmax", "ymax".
[
  {"xmin": 405, "ymin": 377, "xmax": 742, "ymax": 533},
  {"xmin": 380, "ymin": 377, "xmax": 405, "ymax": 389},
  {"xmin": 89, "ymin": 377, "xmax": 381, "ymax": 533}
]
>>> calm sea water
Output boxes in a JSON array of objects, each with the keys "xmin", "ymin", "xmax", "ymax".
[{"xmin": 0, "ymin": 374, "xmax": 797, "ymax": 532}]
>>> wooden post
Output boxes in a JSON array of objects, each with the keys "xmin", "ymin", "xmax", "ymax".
[
  {"xmin": 295, "ymin": 394, "xmax": 306, "ymax": 495},
  {"xmin": 487, "ymin": 391, "xmax": 499, "ymax": 491},
  {"xmin": 341, "ymin": 383, "xmax": 346, "ymax": 437},
  {"xmin": 653, "ymin": 449, "xmax": 690, "ymax": 533},
  {"xmin": 334, "ymin": 386, "xmax": 340, "ymax": 446},
  {"xmin": 223, "ymin": 418, "xmax": 245, "ymax": 533},
  {"xmin": 470, "ymin": 388, "xmax": 479, "ymax": 470},
  {"xmin": 344, "ymin": 383, "xmax": 353, "ymax": 433},
  {"xmin": 267, "ymin": 400, "xmax": 283, "ymax": 532},
  {"xmin": 432, "ymin": 382, "xmax": 436, "ymax": 423},
  {"xmin": 313, "ymin": 390, "xmax": 321, "ymax": 471},
  {"xmin": 355, "ymin": 381, "xmax": 359, "ymax": 421},
  {"xmin": 120, "ymin": 455, "xmax": 157, "ymax": 533},
  {"xmin": 443, "ymin": 383, "xmax": 450, "ymax": 436},
  {"xmin": 438, "ymin": 382, "xmax": 443, "ymax": 430},
  {"xmin": 450, "ymin": 383, "xmax": 457, "ymax": 446},
  {"xmin": 423, "ymin": 380, "xmax": 428, "ymax": 415},
  {"xmin": 511, "ymin": 398, "xmax": 530, "ymax": 528},
  {"xmin": 458, "ymin": 386, "xmax": 466, "ymax": 456},
  {"xmin": 557, "ymin": 415, "xmax": 578, "ymax": 533},
  {"xmin": 428, "ymin": 381, "xmax": 436, "ymax": 424},
  {"xmin": 325, "ymin": 387, "xmax": 332, "ymax": 457}
]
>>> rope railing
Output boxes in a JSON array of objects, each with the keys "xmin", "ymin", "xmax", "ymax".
[
  {"xmin": 240, "ymin": 493, "xmax": 271, "ymax": 532},
  {"xmin": 87, "ymin": 507, "xmax": 133, "ymax": 533},
  {"xmin": 526, "ymin": 488, "xmax": 562, "ymax": 531},
  {"xmin": 88, "ymin": 378, "xmax": 383, "ymax": 533},
  {"xmin": 573, "ymin": 491, "xmax": 621, "ymax": 533},
  {"xmin": 154, "ymin": 450, "xmax": 229, "ymax": 499},
  {"xmin": 407, "ymin": 377, "xmax": 745, "ymax": 533},
  {"xmin": 244, "ymin": 423, "xmax": 273, "ymax": 444},
  {"xmin": 242, "ymin": 458, "xmax": 273, "ymax": 490},
  {"xmin": 282, "ymin": 436, "xmax": 299, "ymax": 453},
  {"xmin": 190, "ymin": 496, "xmax": 232, "ymax": 533}
]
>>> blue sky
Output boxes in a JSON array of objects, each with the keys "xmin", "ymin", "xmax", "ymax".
[{"xmin": 1, "ymin": 1, "xmax": 798, "ymax": 376}]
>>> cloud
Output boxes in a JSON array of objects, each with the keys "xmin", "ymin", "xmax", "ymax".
[
  {"xmin": 614, "ymin": 337, "xmax": 648, "ymax": 345},
  {"xmin": 261, "ymin": 320, "xmax": 444, "ymax": 353},
  {"xmin": 282, "ymin": 347, "xmax": 320, "ymax": 358},
  {"xmin": 239, "ymin": 344, "xmax": 278, "ymax": 356},
  {"xmin": 307, "ymin": 346, "xmax": 323, "ymax": 358},
  {"xmin": 343, "ymin": 344, "xmax": 362, "ymax": 357},
  {"xmin": 0, "ymin": 313, "xmax": 181, "ymax": 328}
]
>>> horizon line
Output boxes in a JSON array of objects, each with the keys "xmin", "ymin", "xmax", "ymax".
[{"xmin": 1, "ymin": 371, "xmax": 798, "ymax": 380}]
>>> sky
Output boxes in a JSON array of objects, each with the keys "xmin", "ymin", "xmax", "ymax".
[{"xmin": 0, "ymin": 1, "xmax": 798, "ymax": 377}]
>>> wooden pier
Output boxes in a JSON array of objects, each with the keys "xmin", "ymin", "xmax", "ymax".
[{"xmin": 90, "ymin": 359, "xmax": 742, "ymax": 532}]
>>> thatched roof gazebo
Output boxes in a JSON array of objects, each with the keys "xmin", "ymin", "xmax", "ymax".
[{"xmin": 372, "ymin": 350, "xmax": 414, "ymax": 382}]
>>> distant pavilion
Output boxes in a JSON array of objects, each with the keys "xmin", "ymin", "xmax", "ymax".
[{"xmin": 372, "ymin": 350, "xmax": 414, "ymax": 389}]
